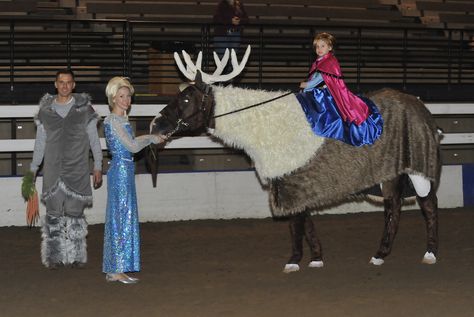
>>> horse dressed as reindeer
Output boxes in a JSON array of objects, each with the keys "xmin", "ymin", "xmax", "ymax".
[{"xmin": 148, "ymin": 46, "xmax": 441, "ymax": 273}]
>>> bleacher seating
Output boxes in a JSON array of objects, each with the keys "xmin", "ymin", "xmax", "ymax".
[
  {"xmin": 1, "ymin": 0, "xmax": 474, "ymax": 32},
  {"xmin": 0, "ymin": 0, "xmax": 473, "ymax": 97},
  {"xmin": 0, "ymin": 0, "xmax": 38, "ymax": 16},
  {"xmin": 416, "ymin": 1, "xmax": 474, "ymax": 29},
  {"xmin": 80, "ymin": 0, "xmax": 419, "ymax": 26},
  {"xmin": 0, "ymin": 0, "xmax": 73, "ymax": 18}
]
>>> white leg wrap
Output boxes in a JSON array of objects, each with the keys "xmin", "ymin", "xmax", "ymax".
[
  {"xmin": 369, "ymin": 257, "xmax": 385, "ymax": 266},
  {"xmin": 408, "ymin": 174, "xmax": 431, "ymax": 198},
  {"xmin": 283, "ymin": 263, "xmax": 300, "ymax": 273},
  {"xmin": 422, "ymin": 252, "xmax": 437, "ymax": 264},
  {"xmin": 308, "ymin": 260, "xmax": 324, "ymax": 268}
]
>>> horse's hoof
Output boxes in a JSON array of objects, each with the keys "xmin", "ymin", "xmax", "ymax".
[
  {"xmin": 422, "ymin": 252, "xmax": 436, "ymax": 264},
  {"xmin": 369, "ymin": 257, "xmax": 384, "ymax": 266},
  {"xmin": 308, "ymin": 260, "xmax": 324, "ymax": 268},
  {"xmin": 283, "ymin": 263, "xmax": 300, "ymax": 273}
]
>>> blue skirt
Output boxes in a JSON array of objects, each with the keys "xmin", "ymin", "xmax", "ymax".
[{"xmin": 296, "ymin": 88, "xmax": 383, "ymax": 146}]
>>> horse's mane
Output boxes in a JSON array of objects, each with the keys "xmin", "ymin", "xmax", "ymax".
[{"xmin": 211, "ymin": 85, "xmax": 325, "ymax": 180}]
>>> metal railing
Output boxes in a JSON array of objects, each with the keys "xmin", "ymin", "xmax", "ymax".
[
  {"xmin": 1, "ymin": 18, "xmax": 474, "ymax": 104},
  {"xmin": 1, "ymin": 18, "xmax": 474, "ymax": 177}
]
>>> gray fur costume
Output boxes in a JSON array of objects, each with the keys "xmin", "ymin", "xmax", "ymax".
[
  {"xmin": 36, "ymin": 93, "xmax": 99, "ymax": 268},
  {"xmin": 270, "ymin": 89, "xmax": 441, "ymax": 216}
]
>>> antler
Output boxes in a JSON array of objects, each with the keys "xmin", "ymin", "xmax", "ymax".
[{"xmin": 174, "ymin": 45, "xmax": 251, "ymax": 84}]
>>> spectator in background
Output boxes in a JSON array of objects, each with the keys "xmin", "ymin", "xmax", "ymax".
[{"xmin": 213, "ymin": 0, "xmax": 249, "ymax": 58}]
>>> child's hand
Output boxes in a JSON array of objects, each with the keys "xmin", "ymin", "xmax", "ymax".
[{"xmin": 299, "ymin": 81, "xmax": 307, "ymax": 89}]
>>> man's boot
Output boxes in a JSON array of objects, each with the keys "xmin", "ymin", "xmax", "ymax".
[
  {"xmin": 41, "ymin": 214, "xmax": 65, "ymax": 269},
  {"xmin": 63, "ymin": 215, "xmax": 88, "ymax": 268}
]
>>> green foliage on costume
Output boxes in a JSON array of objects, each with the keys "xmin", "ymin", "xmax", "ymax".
[{"xmin": 21, "ymin": 171, "xmax": 36, "ymax": 201}]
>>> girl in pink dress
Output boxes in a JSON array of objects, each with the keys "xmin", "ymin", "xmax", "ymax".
[{"xmin": 298, "ymin": 32, "xmax": 383, "ymax": 146}]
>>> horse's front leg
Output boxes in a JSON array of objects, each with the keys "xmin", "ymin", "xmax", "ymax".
[
  {"xmin": 283, "ymin": 212, "xmax": 305, "ymax": 273},
  {"xmin": 304, "ymin": 211, "xmax": 323, "ymax": 268},
  {"xmin": 283, "ymin": 211, "xmax": 323, "ymax": 273},
  {"xmin": 370, "ymin": 176, "xmax": 403, "ymax": 265}
]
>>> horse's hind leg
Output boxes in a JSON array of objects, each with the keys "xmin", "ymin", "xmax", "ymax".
[
  {"xmin": 415, "ymin": 184, "xmax": 438, "ymax": 264},
  {"xmin": 284, "ymin": 211, "xmax": 323, "ymax": 273},
  {"xmin": 408, "ymin": 174, "xmax": 438, "ymax": 264},
  {"xmin": 370, "ymin": 175, "xmax": 403, "ymax": 266}
]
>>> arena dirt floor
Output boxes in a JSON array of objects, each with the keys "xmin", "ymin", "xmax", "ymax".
[{"xmin": 1, "ymin": 207, "xmax": 473, "ymax": 317}]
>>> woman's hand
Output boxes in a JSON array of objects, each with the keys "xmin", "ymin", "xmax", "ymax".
[
  {"xmin": 152, "ymin": 134, "xmax": 168, "ymax": 144},
  {"xmin": 299, "ymin": 81, "xmax": 307, "ymax": 89}
]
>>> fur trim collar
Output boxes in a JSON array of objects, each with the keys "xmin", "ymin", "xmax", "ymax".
[
  {"xmin": 35, "ymin": 93, "xmax": 96, "ymax": 125},
  {"xmin": 211, "ymin": 85, "xmax": 325, "ymax": 180}
]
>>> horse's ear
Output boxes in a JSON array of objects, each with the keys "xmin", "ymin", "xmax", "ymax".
[
  {"xmin": 194, "ymin": 70, "xmax": 209, "ymax": 92},
  {"xmin": 195, "ymin": 70, "xmax": 203, "ymax": 84},
  {"xmin": 179, "ymin": 83, "xmax": 190, "ymax": 92}
]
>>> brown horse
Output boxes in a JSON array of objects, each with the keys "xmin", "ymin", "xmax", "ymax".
[{"xmin": 147, "ymin": 47, "xmax": 441, "ymax": 272}]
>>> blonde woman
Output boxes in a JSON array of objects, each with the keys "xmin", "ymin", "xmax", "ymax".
[{"xmin": 102, "ymin": 77, "xmax": 166, "ymax": 283}]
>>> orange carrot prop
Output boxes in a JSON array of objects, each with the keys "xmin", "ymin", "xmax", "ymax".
[
  {"xmin": 21, "ymin": 171, "xmax": 40, "ymax": 228},
  {"xmin": 26, "ymin": 190, "xmax": 40, "ymax": 227}
]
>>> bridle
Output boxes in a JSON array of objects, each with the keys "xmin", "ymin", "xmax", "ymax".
[
  {"xmin": 148, "ymin": 84, "xmax": 213, "ymax": 161},
  {"xmin": 157, "ymin": 84, "xmax": 214, "ymax": 139}
]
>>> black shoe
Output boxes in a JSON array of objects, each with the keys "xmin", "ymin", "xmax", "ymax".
[
  {"xmin": 70, "ymin": 261, "xmax": 86, "ymax": 269},
  {"xmin": 47, "ymin": 262, "xmax": 64, "ymax": 270}
]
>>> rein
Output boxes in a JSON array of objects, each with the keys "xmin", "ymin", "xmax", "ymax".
[
  {"xmin": 164, "ymin": 118, "xmax": 189, "ymax": 138},
  {"xmin": 212, "ymin": 91, "xmax": 294, "ymax": 119},
  {"xmin": 150, "ymin": 89, "xmax": 295, "ymax": 158},
  {"xmin": 148, "ymin": 89, "xmax": 295, "ymax": 163}
]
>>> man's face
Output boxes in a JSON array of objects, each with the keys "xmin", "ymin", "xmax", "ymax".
[{"xmin": 55, "ymin": 73, "xmax": 75, "ymax": 98}]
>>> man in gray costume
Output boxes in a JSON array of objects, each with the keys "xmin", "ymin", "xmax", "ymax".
[{"xmin": 30, "ymin": 69, "xmax": 103, "ymax": 269}]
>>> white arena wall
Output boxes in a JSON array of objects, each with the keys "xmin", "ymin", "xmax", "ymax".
[
  {"xmin": 0, "ymin": 102, "xmax": 471, "ymax": 227},
  {"xmin": 0, "ymin": 165, "xmax": 464, "ymax": 227}
]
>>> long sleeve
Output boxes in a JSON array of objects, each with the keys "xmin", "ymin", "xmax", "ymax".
[
  {"xmin": 87, "ymin": 118, "xmax": 103, "ymax": 171},
  {"xmin": 30, "ymin": 124, "xmax": 46, "ymax": 174},
  {"xmin": 213, "ymin": 2, "xmax": 232, "ymax": 25},
  {"xmin": 109, "ymin": 116, "xmax": 159, "ymax": 153},
  {"xmin": 238, "ymin": 2, "xmax": 249, "ymax": 24},
  {"xmin": 304, "ymin": 72, "xmax": 324, "ymax": 92}
]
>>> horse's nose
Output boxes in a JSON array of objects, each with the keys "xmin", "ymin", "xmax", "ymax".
[{"xmin": 151, "ymin": 116, "xmax": 174, "ymax": 135}]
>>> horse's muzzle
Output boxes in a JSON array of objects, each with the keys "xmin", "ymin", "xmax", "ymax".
[{"xmin": 150, "ymin": 115, "xmax": 175, "ymax": 136}]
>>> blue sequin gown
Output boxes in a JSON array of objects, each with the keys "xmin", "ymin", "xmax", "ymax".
[{"xmin": 102, "ymin": 114, "xmax": 156, "ymax": 274}]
